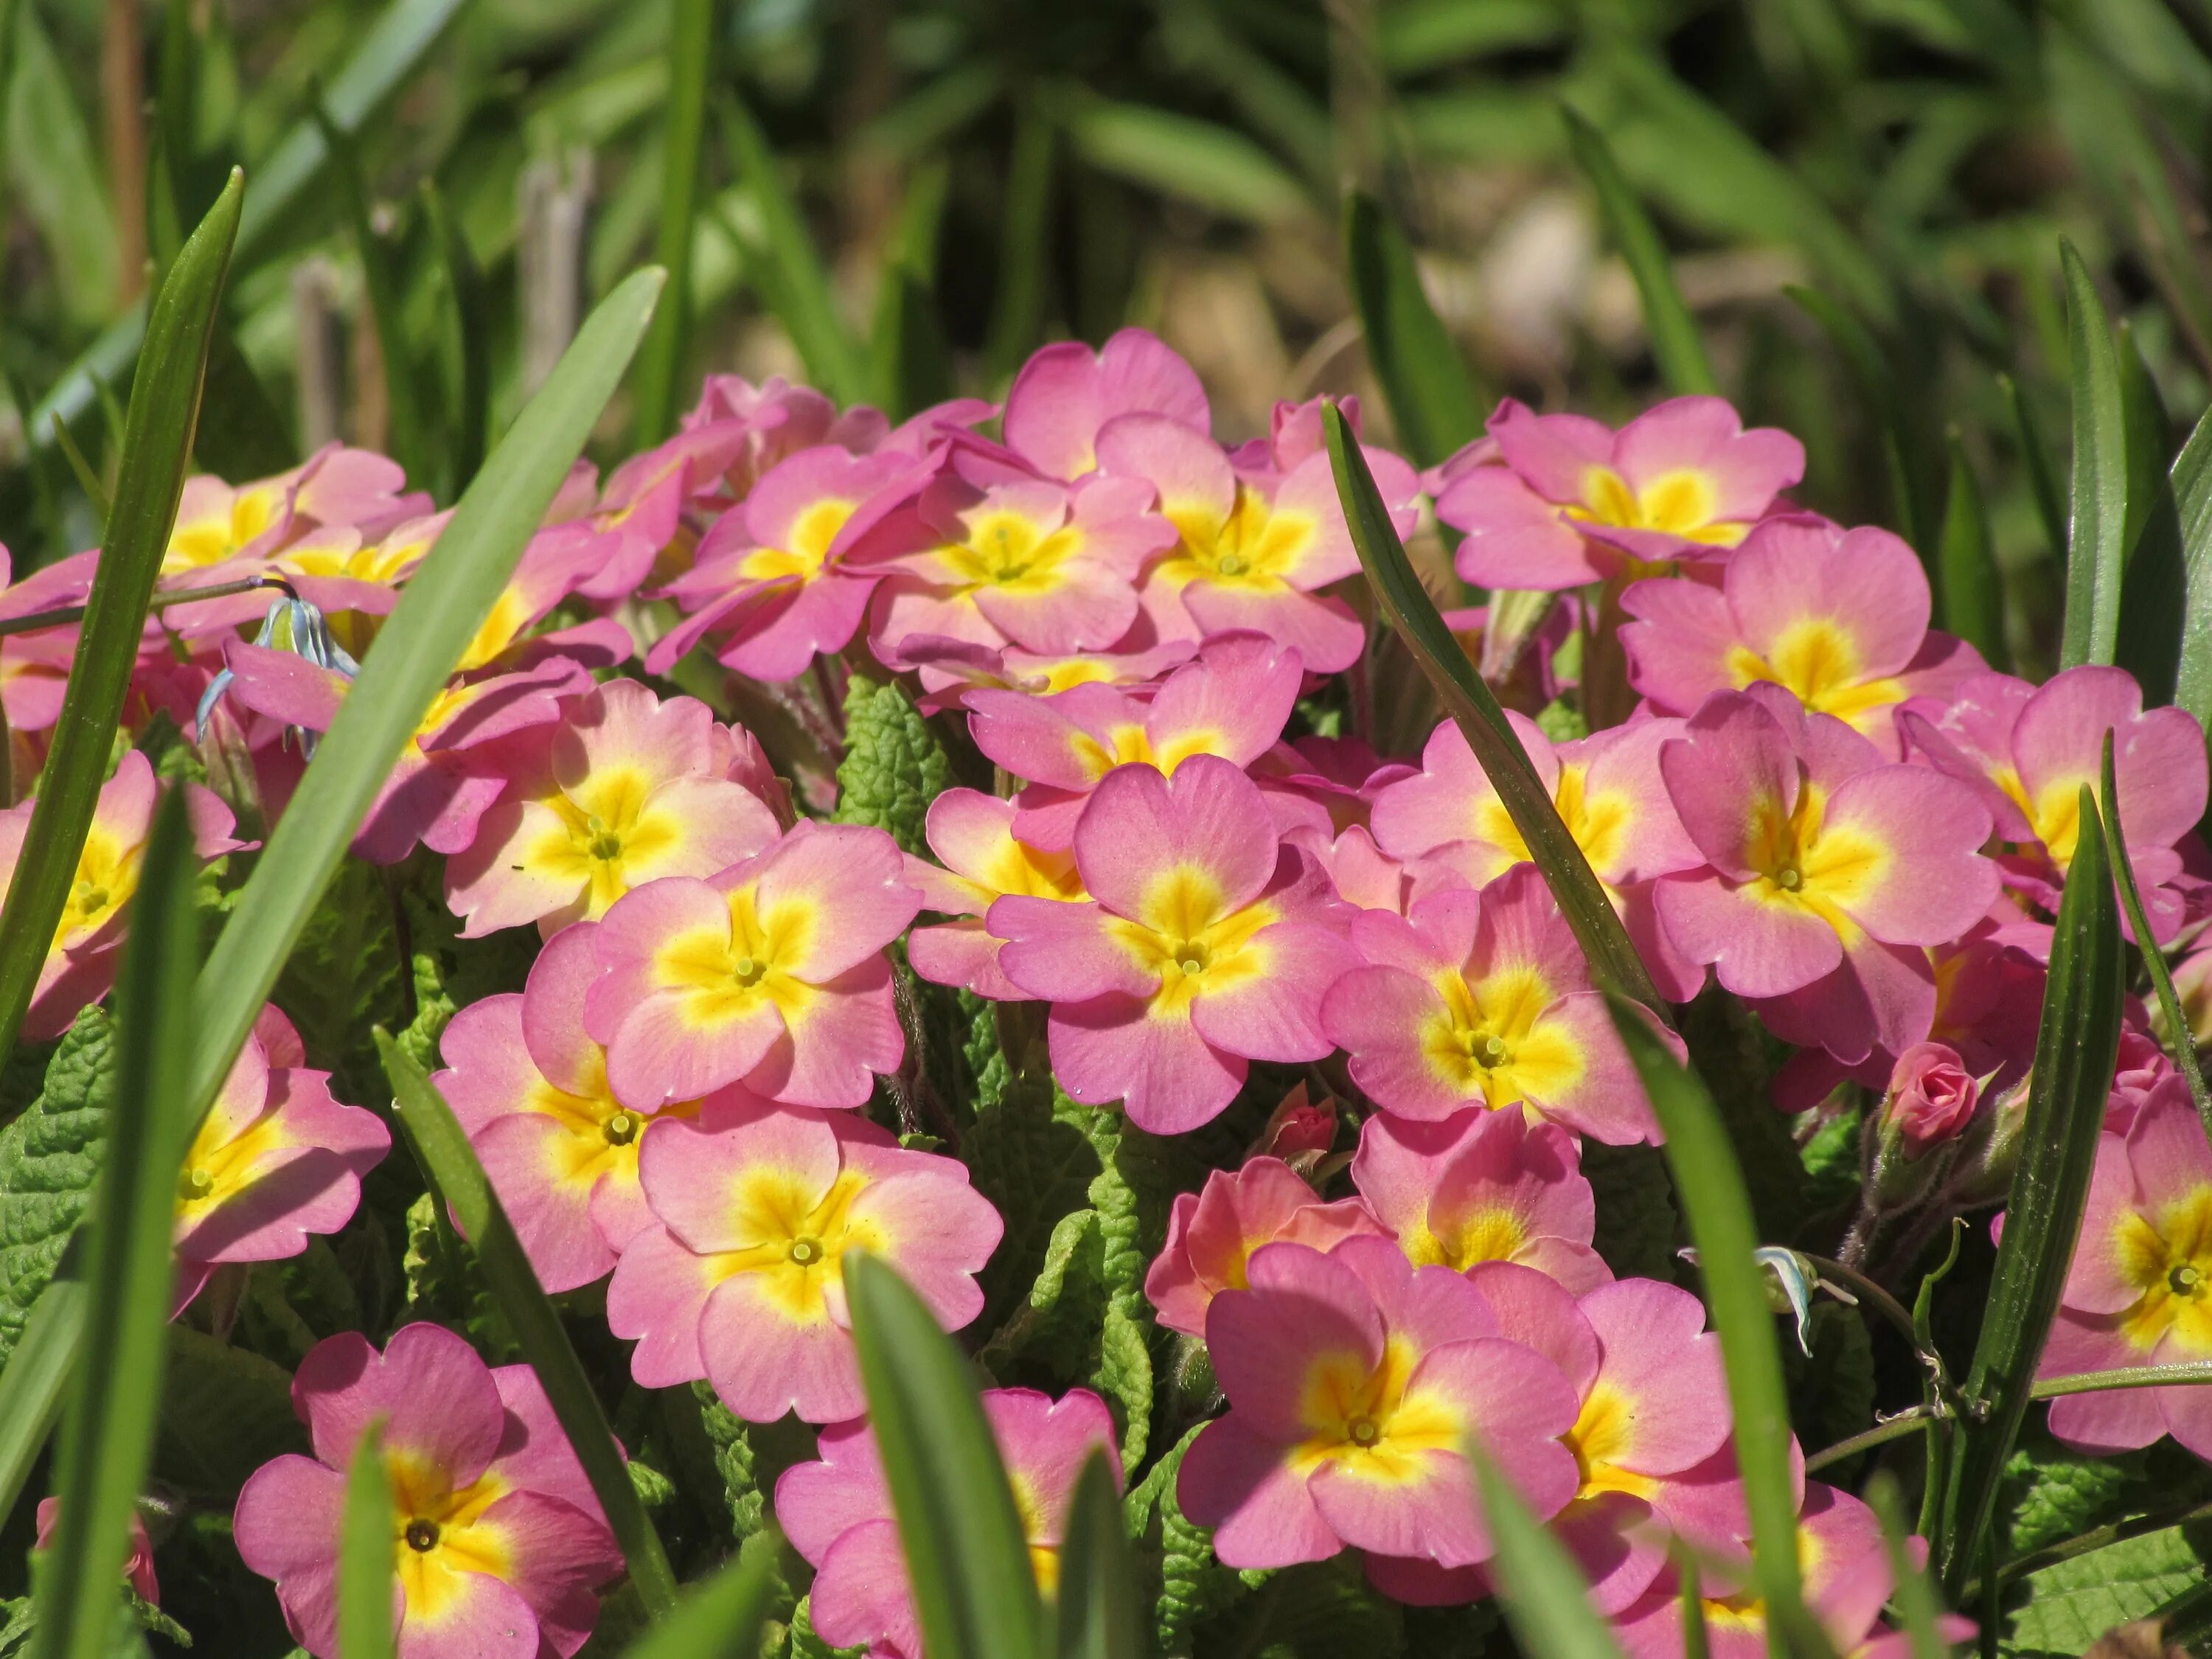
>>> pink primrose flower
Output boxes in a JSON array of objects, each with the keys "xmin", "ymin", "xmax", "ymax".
[
  {"xmin": 901, "ymin": 633, "xmax": 1197, "ymax": 714},
  {"xmin": 1436, "ymin": 397, "xmax": 1804, "ymax": 592},
  {"xmin": 234, "ymin": 1324, "xmax": 621, "ymax": 1659},
  {"xmin": 1321, "ymin": 869, "xmax": 1660, "ymax": 1144},
  {"xmin": 585, "ymin": 821, "xmax": 919, "ymax": 1112},
  {"xmin": 164, "ymin": 445, "xmax": 422, "ymax": 577},
  {"xmin": 1176, "ymin": 1235, "xmax": 1580, "ymax": 1572},
  {"xmin": 904, "ymin": 788, "xmax": 1085, "ymax": 1001},
  {"xmin": 606, "ymin": 1099, "xmax": 1001, "ymax": 1422},
  {"xmin": 1284, "ymin": 822, "xmax": 1467, "ymax": 918},
  {"xmin": 777, "ymin": 1388, "xmax": 1122, "ymax": 1657},
  {"xmin": 1655, "ymin": 686, "xmax": 1998, "ymax": 1063},
  {"xmin": 1883, "ymin": 1040, "xmax": 1981, "ymax": 1155},
  {"xmin": 988, "ymin": 754, "xmax": 1357, "ymax": 1134},
  {"xmin": 1144, "ymin": 1156, "xmax": 1384, "ymax": 1338},
  {"xmin": 35, "ymin": 1498, "xmax": 160, "ymax": 1605},
  {"xmin": 1002, "ymin": 328, "xmax": 1211, "ymax": 481}
]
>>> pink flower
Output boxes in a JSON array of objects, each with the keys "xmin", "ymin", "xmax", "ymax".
[
  {"xmin": 606, "ymin": 1100, "xmax": 1001, "ymax": 1422},
  {"xmin": 1436, "ymin": 397, "xmax": 1804, "ymax": 592},
  {"xmin": 1285, "ymin": 823, "xmax": 1464, "ymax": 918},
  {"xmin": 1176, "ymin": 1236, "xmax": 1579, "ymax": 1571},
  {"xmin": 904, "ymin": 789, "xmax": 1085, "ymax": 1001},
  {"xmin": 234, "ymin": 1324, "xmax": 621, "ymax": 1659},
  {"xmin": 36, "ymin": 1497, "xmax": 159, "ymax": 1605},
  {"xmin": 1351, "ymin": 1108, "xmax": 1610, "ymax": 1291},
  {"xmin": 1251, "ymin": 734, "xmax": 1416, "ymax": 838},
  {"xmin": 1093, "ymin": 414, "xmax": 1417, "ymax": 672},
  {"xmin": 584, "ymin": 821, "xmax": 922, "ymax": 1111},
  {"xmin": 1321, "ymin": 869, "xmax": 1659, "ymax": 1144},
  {"xmin": 1883, "ymin": 1040, "xmax": 1980, "ymax": 1155},
  {"xmin": 1655, "ymin": 686, "xmax": 1998, "ymax": 1063},
  {"xmin": 967, "ymin": 631, "xmax": 1304, "ymax": 849},
  {"xmin": 1001, "ymin": 329, "xmax": 1210, "ymax": 481},
  {"xmin": 778, "ymin": 1387, "xmax": 1121, "ymax": 1658},
  {"xmin": 2041, "ymin": 1077, "xmax": 2212, "ymax": 1461},
  {"xmin": 902, "ymin": 634, "xmax": 1197, "ymax": 715},
  {"xmin": 173, "ymin": 1006, "xmax": 390, "ymax": 1313},
  {"xmin": 989, "ymin": 755, "xmax": 1356, "ymax": 1134},
  {"xmin": 444, "ymin": 680, "xmax": 782, "ymax": 938},
  {"xmin": 164, "ymin": 445, "xmax": 423, "ymax": 577},
  {"xmin": 1144, "ymin": 1156, "xmax": 1384, "ymax": 1338},
  {"xmin": 1620, "ymin": 516, "xmax": 1983, "ymax": 751}
]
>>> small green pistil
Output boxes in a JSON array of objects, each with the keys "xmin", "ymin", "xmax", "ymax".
[
  {"xmin": 1216, "ymin": 554, "xmax": 1247, "ymax": 577},
  {"xmin": 177, "ymin": 1168, "xmax": 214, "ymax": 1203},
  {"xmin": 789, "ymin": 1236, "xmax": 824, "ymax": 1267},
  {"xmin": 1169, "ymin": 939, "xmax": 1211, "ymax": 976},
  {"xmin": 405, "ymin": 1519, "xmax": 440, "ymax": 1553},
  {"xmin": 1346, "ymin": 1416, "xmax": 1380, "ymax": 1448},
  {"xmin": 604, "ymin": 1112, "xmax": 640, "ymax": 1147},
  {"xmin": 1481, "ymin": 1035, "xmax": 1508, "ymax": 1064},
  {"xmin": 2172, "ymin": 1263, "xmax": 2203, "ymax": 1296},
  {"xmin": 1774, "ymin": 866, "xmax": 1803, "ymax": 892},
  {"xmin": 732, "ymin": 955, "xmax": 765, "ymax": 987},
  {"xmin": 584, "ymin": 814, "xmax": 623, "ymax": 861},
  {"xmin": 71, "ymin": 880, "xmax": 108, "ymax": 916}
]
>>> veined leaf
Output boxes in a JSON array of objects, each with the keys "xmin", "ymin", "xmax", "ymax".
[
  {"xmin": 0, "ymin": 173, "xmax": 240, "ymax": 1077},
  {"xmin": 616, "ymin": 1537, "xmax": 782, "ymax": 1659},
  {"xmin": 845, "ymin": 1252, "xmax": 1045, "ymax": 1659},
  {"xmin": 1939, "ymin": 785, "xmax": 2124, "ymax": 1593},
  {"xmin": 1937, "ymin": 431, "xmax": 2006, "ymax": 669},
  {"xmin": 2099, "ymin": 734, "xmax": 2211, "ymax": 1132},
  {"xmin": 32, "ymin": 793, "xmax": 197, "ymax": 1659},
  {"xmin": 631, "ymin": 0, "xmax": 717, "ymax": 445},
  {"xmin": 1053, "ymin": 1452, "xmax": 1140, "ymax": 1659},
  {"xmin": 1561, "ymin": 107, "xmax": 1716, "ymax": 399},
  {"xmin": 1324, "ymin": 405, "xmax": 1670, "ymax": 1020},
  {"xmin": 1471, "ymin": 1443, "xmax": 1628, "ymax": 1659},
  {"xmin": 2168, "ymin": 405, "xmax": 2212, "ymax": 744},
  {"xmin": 1342, "ymin": 191, "xmax": 1487, "ymax": 469},
  {"xmin": 2057, "ymin": 242, "xmax": 2130, "ymax": 669},
  {"xmin": 0, "ymin": 1277, "xmax": 84, "ymax": 1527},
  {"xmin": 339, "ymin": 1426, "xmax": 396, "ymax": 1659}
]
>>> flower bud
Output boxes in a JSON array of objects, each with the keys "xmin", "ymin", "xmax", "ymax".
[{"xmin": 1884, "ymin": 1041, "xmax": 1980, "ymax": 1156}]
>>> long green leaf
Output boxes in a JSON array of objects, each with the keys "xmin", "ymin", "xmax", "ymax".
[
  {"xmin": 632, "ymin": 0, "xmax": 717, "ymax": 445},
  {"xmin": 1938, "ymin": 785, "xmax": 2124, "ymax": 1593},
  {"xmin": 1062, "ymin": 97, "xmax": 1309, "ymax": 226},
  {"xmin": 0, "ymin": 172, "xmax": 239, "ymax": 1077},
  {"xmin": 339, "ymin": 1426, "xmax": 397, "ymax": 1659},
  {"xmin": 2115, "ymin": 328, "xmax": 2184, "ymax": 705},
  {"xmin": 2170, "ymin": 404, "xmax": 2212, "ymax": 747},
  {"xmin": 1053, "ymin": 1453, "xmax": 1139, "ymax": 1659},
  {"xmin": 1786, "ymin": 284, "xmax": 1928, "ymax": 554},
  {"xmin": 845, "ymin": 1252, "xmax": 1044, "ymax": 1659},
  {"xmin": 31, "ymin": 793, "xmax": 197, "ymax": 1659},
  {"xmin": 1342, "ymin": 191, "xmax": 1486, "ymax": 469},
  {"xmin": 984, "ymin": 100, "xmax": 1055, "ymax": 383},
  {"xmin": 1471, "ymin": 1444, "xmax": 1629, "ymax": 1659},
  {"xmin": 1560, "ymin": 105, "xmax": 1716, "ymax": 397},
  {"xmin": 1607, "ymin": 1000, "xmax": 1829, "ymax": 1659},
  {"xmin": 871, "ymin": 161, "xmax": 953, "ymax": 422},
  {"xmin": 0, "ymin": 1277, "xmax": 85, "ymax": 1526},
  {"xmin": 1937, "ymin": 431, "xmax": 2006, "ymax": 669},
  {"xmin": 2058, "ymin": 241, "xmax": 2130, "ymax": 669},
  {"xmin": 378, "ymin": 1034, "xmax": 679, "ymax": 1618},
  {"xmin": 2003, "ymin": 372, "xmax": 2069, "ymax": 568},
  {"xmin": 1324, "ymin": 404, "xmax": 1671, "ymax": 1020},
  {"xmin": 2099, "ymin": 734, "xmax": 2212, "ymax": 1132},
  {"xmin": 422, "ymin": 181, "xmax": 489, "ymax": 501},
  {"xmin": 186, "ymin": 268, "xmax": 662, "ymax": 1121},
  {"xmin": 1866, "ymin": 1475, "xmax": 1947, "ymax": 1659},
  {"xmin": 616, "ymin": 1537, "xmax": 782, "ymax": 1659}
]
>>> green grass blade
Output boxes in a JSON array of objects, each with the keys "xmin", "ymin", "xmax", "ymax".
[
  {"xmin": 0, "ymin": 171, "xmax": 240, "ymax": 1077},
  {"xmin": 631, "ymin": 0, "xmax": 717, "ymax": 445},
  {"xmin": 2099, "ymin": 733, "xmax": 2212, "ymax": 1132},
  {"xmin": 2002, "ymin": 372, "xmax": 2068, "ymax": 568},
  {"xmin": 186, "ymin": 268, "xmax": 661, "ymax": 1122},
  {"xmin": 1938, "ymin": 784, "xmax": 2124, "ymax": 1593},
  {"xmin": 1560, "ymin": 104, "xmax": 1715, "ymax": 398},
  {"xmin": 617, "ymin": 1538, "xmax": 783, "ymax": 1659},
  {"xmin": 422, "ymin": 181, "xmax": 489, "ymax": 500},
  {"xmin": 845, "ymin": 1251, "xmax": 1045, "ymax": 1659},
  {"xmin": 30, "ymin": 792, "xmax": 198, "ymax": 1659},
  {"xmin": 871, "ymin": 161, "xmax": 953, "ymax": 421},
  {"xmin": 2057, "ymin": 241, "xmax": 2130, "ymax": 669},
  {"xmin": 45, "ymin": 415, "xmax": 109, "ymax": 535},
  {"xmin": 1784, "ymin": 284, "xmax": 1927, "ymax": 553},
  {"xmin": 1053, "ymin": 1452, "xmax": 1139, "ymax": 1659},
  {"xmin": 2115, "ymin": 327, "xmax": 2184, "ymax": 704},
  {"xmin": 339, "ymin": 1426, "xmax": 396, "ymax": 1659},
  {"xmin": 984, "ymin": 100, "xmax": 1054, "ymax": 384},
  {"xmin": 1937, "ymin": 431, "xmax": 2006, "ymax": 669},
  {"xmin": 2168, "ymin": 405, "xmax": 2212, "ymax": 745},
  {"xmin": 1866, "ymin": 1475, "xmax": 1948, "ymax": 1659},
  {"xmin": 0, "ymin": 1278, "xmax": 86, "ymax": 1526},
  {"xmin": 377, "ymin": 1034, "xmax": 679, "ymax": 1618},
  {"xmin": 1607, "ymin": 999, "xmax": 1830, "ymax": 1659},
  {"xmin": 1341, "ymin": 190, "xmax": 1486, "ymax": 469},
  {"xmin": 1470, "ymin": 1442, "xmax": 1629, "ymax": 1659},
  {"xmin": 1677, "ymin": 1553, "xmax": 1708, "ymax": 1659},
  {"xmin": 1325, "ymin": 404, "xmax": 1670, "ymax": 1021}
]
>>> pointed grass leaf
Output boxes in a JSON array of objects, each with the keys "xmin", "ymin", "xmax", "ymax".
[
  {"xmin": 421, "ymin": 181, "xmax": 489, "ymax": 500},
  {"xmin": 339, "ymin": 1425, "xmax": 396, "ymax": 1659},
  {"xmin": 2115, "ymin": 330, "xmax": 2185, "ymax": 705},
  {"xmin": 376, "ymin": 1032, "xmax": 679, "ymax": 1618},
  {"xmin": 844, "ymin": 1251, "xmax": 1046, "ymax": 1659},
  {"xmin": 2165, "ymin": 404, "xmax": 2212, "ymax": 747},
  {"xmin": 1469, "ymin": 1441, "xmax": 1628, "ymax": 1659},
  {"xmin": 1866, "ymin": 1475, "xmax": 1949, "ymax": 1659},
  {"xmin": 1561, "ymin": 105, "xmax": 1716, "ymax": 398},
  {"xmin": 984, "ymin": 102, "xmax": 1055, "ymax": 384},
  {"xmin": 2003, "ymin": 372, "xmax": 2069, "ymax": 568},
  {"xmin": 1938, "ymin": 431, "xmax": 2006, "ymax": 669},
  {"xmin": 1606, "ymin": 998, "xmax": 1829, "ymax": 1659},
  {"xmin": 1062, "ymin": 98, "xmax": 1308, "ymax": 227},
  {"xmin": 2058, "ymin": 242, "xmax": 2130, "ymax": 669},
  {"xmin": 0, "ymin": 1277, "xmax": 84, "ymax": 1528},
  {"xmin": 0, "ymin": 172, "xmax": 240, "ymax": 1078},
  {"xmin": 2098, "ymin": 733, "xmax": 2211, "ymax": 1131},
  {"xmin": 31, "ymin": 791, "xmax": 197, "ymax": 1659},
  {"xmin": 187, "ymin": 268, "xmax": 661, "ymax": 1124},
  {"xmin": 1785, "ymin": 283, "xmax": 1930, "ymax": 554},
  {"xmin": 45, "ymin": 417, "xmax": 108, "ymax": 535},
  {"xmin": 1325, "ymin": 403, "xmax": 1670, "ymax": 1020},
  {"xmin": 1342, "ymin": 191, "xmax": 1486, "ymax": 468},
  {"xmin": 1053, "ymin": 1451, "xmax": 1140, "ymax": 1659},
  {"xmin": 616, "ymin": 1535, "xmax": 783, "ymax": 1659},
  {"xmin": 631, "ymin": 0, "xmax": 717, "ymax": 445},
  {"xmin": 1938, "ymin": 785, "xmax": 2124, "ymax": 1593}
]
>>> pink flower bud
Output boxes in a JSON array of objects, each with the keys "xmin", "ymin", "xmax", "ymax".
[{"xmin": 1885, "ymin": 1041, "xmax": 1980, "ymax": 1154}]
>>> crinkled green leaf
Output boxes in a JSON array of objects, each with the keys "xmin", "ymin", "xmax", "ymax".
[
  {"xmin": 1997, "ymin": 1436, "xmax": 2152, "ymax": 1559},
  {"xmin": 965, "ymin": 1079, "xmax": 1102, "ymax": 1325},
  {"xmin": 152, "ymin": 1325, "xmax": 307, "ymax": 1501},
  {"xmin": 2004, "ymin": 1521, "xmax": 2212, "ymax": 1656},
  {"xmin": 1581, "ymin": 1141, "xmax": 1678, "ymax": 1283},
  {"xmin": 1197, "ymin": 1557, "xmax": 1406, "ymax": 1659},
  {"xmin": 1128, "ymin": 1423, "xmax": 1242, "ymax": 1659},
  {"xmin": 689, "ymin": 1380, "xmax": 771, "ymax": 1541},
  {"xmin": 0, "ymin": 1010, "xmax": 114, "ymax": 1371},
  {"xmin": 1679, "ymin": 991, "xmax": 1807, "ymax": 1243},
  {"xmin": 787, "ymin": 1596, "xmax": 863, "ymax": 1659},
  {"xmin": 832, "ymin": 677, "xmax": 954, "ymax": 858}
]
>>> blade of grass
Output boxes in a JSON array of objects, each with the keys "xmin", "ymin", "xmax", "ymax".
[
  {"xmin": 1470, "ymin": 1442, "xmax": 1629, "ymax": 1659},
  {"xmin": 871, "ymin": 160, "xmax": 953, "ymax": 421},
  {"xmin": 1784, "ymin": 284, "xmax": 1928, "ymax": 554},
  {"xmin": 339, "ymin": 1425, "xmax": 396, "ymax": 1659},
  {"xmin": 2058, "ymin": 240, "xmax": 2130, "ymax": 669},
  {"xmin": 0, "ymin": 170, "xmax": 239, "ymax": 1079},
  {"xmin": 1937, "ymin": 784, "xmax": 2124, "ymax": 1593},
  {"xmin": 185, "ymin": 268, "xmax": 661, "ymax": 1122},
  {"xmin": 2171, "ymin": 405, "xmax": 2212, "ymax": 751},
  {"xmin": 1054, "ymin": 1452, "xmax": 1140, "ymax": 1659},
  {"xmin": 1324, "ymin": 403, "xmax": 1671, "ymax": 1020},
  {"xmin": 30, "ymin": 791, "xmax": 197, "ymax": 1659},
  {"xmin": 844, "ymin": 1251, "xmax": 1045, "ymax": 1659},
  {"xmin": 421, "ymin": 181, "xmax": 489, "ymax": 501},
  {"xmin": 631, "ymin": 0, "xmax": 717, "ymax": 445},
  {"xmin": 1560, "ymin": 103, "xmax": 1716, "ymax": 397},
  {"xmin": 616, "ymin": 1537, "xmax": 783, "ymax": 1659},
  {"xmin": 1677, "ymin": 1553, "xmax": 1708, "ymax": 1659},
  {"xmin": 377, "ymin": 1034, "xmax": 678, "ymax": 1618},
  {"xmin": 45, "ymin": 416, "xmax": 109, "ymax": 534},
  {"xmin": 2002, "ymin": 372, "xmax": 2068, "ymax": 567},
  {"xmin": 2115, "ymin": 330, "xmax": 2184, "ymax": 705},
  {"xmin": 0, "ymin": 1277, "xmax": 86, "ymax": 1526},
  {"xmin": 1607, "ymin": 998, "xmax": 1832, "ymax": 1659},
  {"xmin": 2099, "ymin": 732, "xmax": 2211, "ymax": 1130},
  {"xmin": 1342, "ymin": 190, "xmax": 1486, "ymax": 469},
  {"xmin": 984, "ymin": 99, "xmax": 1054, "ymax": 384},
  {"xmin": 1867, "ymin": 1474, "xmax": 1948, "ymax": 1659},
  {"xmin": 1938, "ymin": 430, "xmax": 2006, "ymax": 669}
]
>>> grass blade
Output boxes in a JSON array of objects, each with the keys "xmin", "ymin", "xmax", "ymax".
[
  {"xmin": 1470, "ymin": 1442, "xmax": 1629, "ymax": 1659},
  {"xmin": 422, "ymin": 181, "xmax": 489, "ymax": 500},
  {"xmin": 617, "ymin": 1539, "xmax": 783, "ymax": 1659},
  {"xmin": 1342, "ymin": 190, "xmax": 1486, "ymax": 469},
  {"xmin": 0, "ymin": 171, "xmax": 239, "ymax": 1077},
  {"xmin": 1937, "ymin": 430, "xmax": 2006, "ymax": 669},
  {"xmin": 1324, "ymin": 403, "xmax": 1671, "ymax": 1020},
  {"xmin": 631, "ymin": 0, "xmax": 717, "ymax": 445},
  {"xmin": 2003, "ymin": 372, "xmax": 2068, "ymax": 568},
  {"xmin": 0, "ymin": 1278, "xmax": 86, "ymax": 1526},
  {"xmin": 2115, "ymin": 327, "xmax": 2184, "ymax": 704},
  {"xmin": 1607, "ymin": 998, "xmax": 1830, "ymax": 1659},
  {"xmin": 844, "ymin": 1251, "xmax": 1045, "ymax": 1659},
  {"xmin": 2058, "ymin": 240, "xmax": 2130, "ymax": 669},
  {"xmin": 186, "ymin": 268, "xmax": 661, "ymax": 1121},
  {"xmin": 377, "ymin": 1034, "xmax": 679, "ymax": 1618},
  {"xmin": 1560, "ymin": 103, "xmax": 1716, "ymax": 398},
  {"xmin": 45, "ymin": 415, "xmax": 109, "ymax": 535},
  {"xmin": 1786, "ymin": 284, "xmax": 1929, "ymax": 554},
  {"xmin": 339, "ymin": 1426, "xmax": 396, "ymax": 1659},
  {"xmin": 2099, "ymin": 732, "xmax": 2211, "ymax": 1131},
  {"xmin": 1867, "ymin": 1475, "xmax": 1949, "ymax": 1659},
  {"xmin": 30, "ymin": 791, "xmax": 197, "ymax": 1659},
  {"xmin": 1938, "ymin": 784, "xmax": 2124, "ymax": 1593},
  {"xmin": 2170, "ymin": 405, "xmax": 2212, "ymax": 746},
  {"xmin": 984, "ymin": 100, "xmax": 1054, "ymax": 385},
  {"xmin": 1053, "ymin": 1452, "xmax": 1139, "ymax": 1659},
  {"xmin": 871, "ymin": 161, "xmax": 953, "ymax": 422}
]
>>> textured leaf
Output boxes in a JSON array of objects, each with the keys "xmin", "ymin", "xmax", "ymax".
[
  {"xmin": 690, "ymin": 1380, "xmax": 771, "ymax": 1541},
  {"xmin": 832, "ymin": 677, "xmax": 954, "ymax": 857},
  {"xmin": 0, "ymin": 1010, "xmax": 114, "ymax": 1371},
  {"xmin": 152, "ymin": 1326, "xmax": 307, "ymax": 1500},
  {"xmin": 1997, "ymin": 1436, "xmax": 2152, "ymax": 1559},
  {"xmin": 1128, "ymin": 1423, "xmax": 1242, "ymax": 1659},
  {"xmin": 965, "ymin": 1078, "xmax": 1102, "ymax": 1325},
  {"xmin": 1582, "ymin": 1141, "xmax": 1678, "ymax": 1282},
  {"xmin": 787, "ymin": 1596, "xmax": 863, "ymax": 1659},
  {"xmin": 2005, "ymin": 1523, "xmax": 2212, "ymax": 1657}
]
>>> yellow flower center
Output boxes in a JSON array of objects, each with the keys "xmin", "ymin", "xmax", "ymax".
[
  {"xmin": 1290, "ymin": 1338, "xmax": 1462, "ymax": 1483},
  {"xmin": 2114, "ymin": 1186, "xmax": 2212, "ymax": 1353},
  {"xmin": 1105, "ymin": 866, "xmax": 1276, "ymax": 1012},
  {"xmin": 1724, "ymin": 621, "xmax": 1906, "ymax": 729},
  {"xmin": 740, "ymin": 500, "xmax": 858, "ymax": 585},
  {"xmin": 1422, "ymin": 965, "xmax": 1584, "ymax": 1114},
  {"xmin": 1741, "ymin": 778, "xmax": 1888, "ymax": 931}
]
